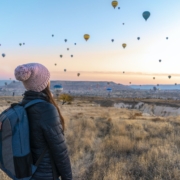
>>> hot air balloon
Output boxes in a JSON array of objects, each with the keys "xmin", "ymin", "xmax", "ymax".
[
  {"xmin": 129, "ymin": 82, "xmax": 131, "ymax": 84},
  {"xmin": 67, "ymin": 48, "xmax": 69, "ymax": 51},
  {"xmin": 2, "ymin": 53, "xmax": 5, "ymax": 57},
  {"xmin": 106, "ymin": 88, "xmax": 112, "ymax": 92},
  {"xmin": 123, "ymin": 71, "xmax": 125, "ymax": 74},
  {"xmin": 122, "ymin": 43, "xmax": 127, "ymax": 49},
  {"xmin": 137, "ymin": 37, "xmax": 140, "ymax": 40},
  {"xmin": 166, "ymin": 37, "xmax": 168, "ymax": 40},
  {"xmin": 71, "ymin": 55, "xmax": 73, "ymax": 57},
  {"xmin": 74, "ymin": 43, "xmax": 76, "ymax": 45},
  {"xmin": 142, "ymin": 11, "xmax": 150, "ymax": 21},
  {"xmin": 52, "ymin": 34, "xmax": 54, "ymax": 37},
  {"xmin": 112, "ymin": 1, "xmax": 118, "ymax": 9},
  {"xmin": 77, "ymin": 73, "xmax": 80, "ymax": 77},
  {"xmin": 157, "ymin": 84, "xmax": 159, "ymax": 86},
  {"xmin": 106, "ymin": 87, "xmax": 112, "ymax": 97},
  {"xmin": 168, "ymin": 75, "xmax": 171, "ymax": 79},
  {"xmin": 159, "ymin": 60, "xmax": 161, "ymax": 62},
  {"xmin": 122, "ymin": 23, "xmax": 125, "ymax": 25},
  {"xmin": 118, "ymin": 7, "xmax": 120, "ymax": 9},
  {"xmin": 84, "ymin": 34, "xmax": 90, "ymax": 41},
  {"xmin": 64, "ymin": 39, "xmax": 67, "ymax": 42},
  {"xmin": 55, "ymin": 63, "xmax": 57, "ymax": 66},
  {"xmin": 111, "ymin": 39, "xmax": 114, "ymax": 42},
  {"xmin": 54, "ymin": 85, "xmax": 63, "ymax": 97},
  {"xmin": 153, "ymin": 87, "xmax": 157, "ymax": 91},
  {"xmin": 153, "ymin": 77, "xmax": 155, "ymax": 80},
  {"xmin": 64, "ymin": 69, "xmax": 66, "ymax": 72},
  {"xmin": 60, "ymin": 55, "xmax": 63, "ymax": 58},
  {"xmin": 175, "ymin": 83, "xmax": 177, "ymax": 85},
  {"xmin": 19, "ymin": 43, "xmax": 22, "ymax": 46}
]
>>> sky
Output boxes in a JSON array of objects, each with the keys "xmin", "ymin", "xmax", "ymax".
[{"xmin": 1, "ymin": 0, "xmax": 180, "ymax": 85}]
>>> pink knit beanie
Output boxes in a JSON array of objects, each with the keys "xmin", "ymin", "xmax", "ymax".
[{"xmin": 14, "ymin": 63, "xmax": 50, "ymax": 92}]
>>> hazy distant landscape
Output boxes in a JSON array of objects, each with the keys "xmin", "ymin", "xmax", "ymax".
[{"xmin": 1, "ymin": 81, "xmax": 180, "ymax": 103}]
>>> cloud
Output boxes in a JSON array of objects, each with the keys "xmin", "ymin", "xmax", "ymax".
[{"xmin": 51, "ymin": 70, "xmax": 179, "ymax": 77}]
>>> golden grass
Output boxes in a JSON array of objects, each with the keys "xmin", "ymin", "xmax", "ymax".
[
  {"xmin": 1, "ymin": 97, "xmax": 180, "ymax": 179},
  {"xmin": 62, "ymin": 101, "xmax": 180, "ymax": 180}
]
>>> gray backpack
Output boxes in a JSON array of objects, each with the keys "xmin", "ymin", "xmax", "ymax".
[{"xmin": 0, "ymin": 99, "xmax": 47, "ymax": 180}]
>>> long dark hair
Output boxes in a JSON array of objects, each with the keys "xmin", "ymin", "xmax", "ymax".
[{"xmin": 42, "ymin": 86, "xmax": 65, "ymax": 132}]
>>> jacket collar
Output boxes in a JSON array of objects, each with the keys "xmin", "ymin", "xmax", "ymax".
[{"xmin": 21, "ymin": 90, "xmax": 48, "ymax": 105}]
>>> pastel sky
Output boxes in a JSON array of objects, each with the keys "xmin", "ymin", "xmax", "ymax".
[{"xmin": 1, "ymin": 0, "xmax": 180, "ymax": 85}]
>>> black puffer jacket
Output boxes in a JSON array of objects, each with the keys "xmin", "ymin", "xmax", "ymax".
[{"xmin": 21, "ymin": 91, "xmax": 72, "ymax": 180}]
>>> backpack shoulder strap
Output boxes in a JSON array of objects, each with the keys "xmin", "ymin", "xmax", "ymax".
[
  {"xmin": 24, "ymin": 99, "xmax": 47, "ymax": 109},
  {"xmin": 49, "ymin": 152, "xmax": 59, "ymax": 180},
  {"xmin": 31, "ymin": 147, "xmax": 48, "ymax": 178},
  {"xmin": 35, "ymin": 147, "xmax": 48, "ymax": 167}
]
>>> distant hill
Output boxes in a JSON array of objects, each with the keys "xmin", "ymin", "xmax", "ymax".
[
  {"xmin": 50, "ymin": 81, "xmax": 131, "ymax": 91},
  {"xmin": 131, "ymin": 85, "xmax": 180, "ymax": 90},
  {"xmin": 0, "ymin": 80, "xmax": 131, "ymax": 91}
]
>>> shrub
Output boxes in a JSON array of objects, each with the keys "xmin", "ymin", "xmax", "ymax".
[{"xmin": 59, "ymin": 94, "xmax": 74, "ymax": 105}]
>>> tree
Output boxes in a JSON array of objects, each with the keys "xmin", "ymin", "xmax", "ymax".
[{"xmin": 59, "ymin": 94, "xmax": 74, "ymax": 105}]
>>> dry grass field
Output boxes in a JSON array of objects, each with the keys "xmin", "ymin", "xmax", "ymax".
[{"xmin": 1, "ymin": 97, "xmax": 180, "ymax": 179}]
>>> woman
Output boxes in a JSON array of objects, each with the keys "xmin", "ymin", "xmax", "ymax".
[{"xmin": 15, "ymin": 63, "xmax": 72, "ymax": 180}]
